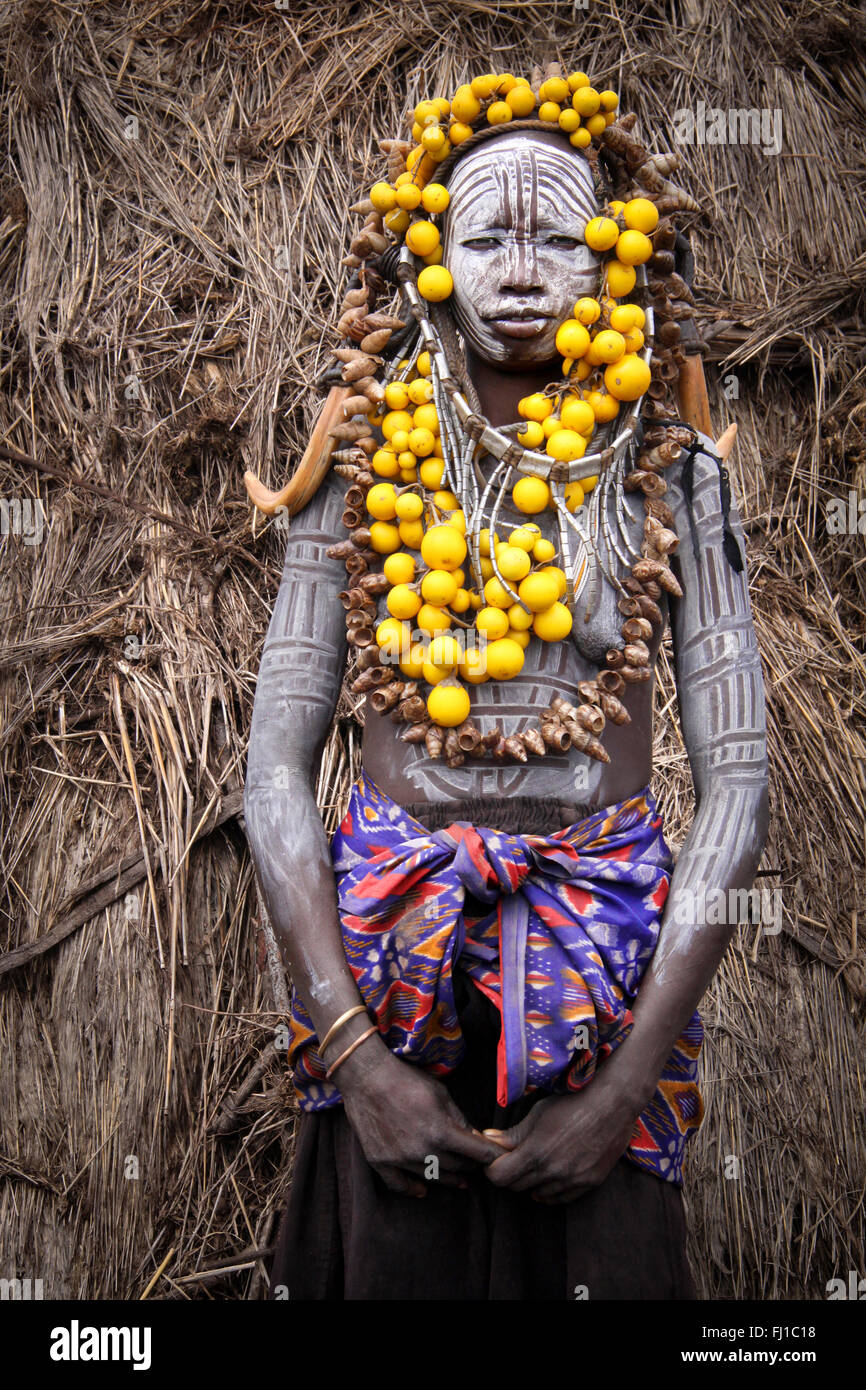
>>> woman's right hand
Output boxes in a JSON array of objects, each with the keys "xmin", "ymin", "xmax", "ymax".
[{"xmin": 337, "ymin": 1033, "xmax": 510, "ymax": 1197}]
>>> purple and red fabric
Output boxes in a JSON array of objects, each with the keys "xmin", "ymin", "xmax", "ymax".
[{"xmin": 288, "ymin": 773, "xmax": 703, "ymax": 1183}]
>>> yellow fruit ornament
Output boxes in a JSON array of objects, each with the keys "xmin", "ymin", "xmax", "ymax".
[
  {"xmin": 427, "ymin": 679, "xmax": 471, "ymax": 727},
  {"xmin": 421, "ymin": 524, "xmax": 467, "ymax": 570}
]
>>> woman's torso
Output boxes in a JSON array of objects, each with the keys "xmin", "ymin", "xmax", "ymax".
[{"xmin": 361, "ymin": 463, "xmax": 667, "ymax": 821}]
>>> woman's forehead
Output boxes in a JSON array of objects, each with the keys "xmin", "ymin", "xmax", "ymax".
[{"xmin": 445, "ymin": 136, "xmax": 597, "ymax": 231}]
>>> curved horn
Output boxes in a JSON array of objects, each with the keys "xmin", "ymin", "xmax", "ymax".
[{"xmin": 243, "ymin": 385, "xmax": 352, "ymax": 517}]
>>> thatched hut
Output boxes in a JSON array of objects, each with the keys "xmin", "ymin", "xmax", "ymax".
[{"xmin": 1, "ymin": 0, "xmax": 863, "ymax": 1299}]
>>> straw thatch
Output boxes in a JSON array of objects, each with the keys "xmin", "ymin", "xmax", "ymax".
[{"xmin": 1, "ymin": 0, "xmax": 864, "ymax": 1300}]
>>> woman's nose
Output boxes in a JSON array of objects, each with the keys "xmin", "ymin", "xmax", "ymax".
[{"xmin": 499, "ymin": 240, "xmax": 543, "ymax": 294}]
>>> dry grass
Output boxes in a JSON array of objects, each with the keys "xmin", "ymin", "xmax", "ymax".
[{"xmin": 0, "ymin": 0, "xmax": 863, "ymax": 1299}]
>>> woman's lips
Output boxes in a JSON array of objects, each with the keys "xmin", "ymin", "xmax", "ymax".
[{"xmin": 487, "ymin": 315, "xmax": 552, "ymax": 339}]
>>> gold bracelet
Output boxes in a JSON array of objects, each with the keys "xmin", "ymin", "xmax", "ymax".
[
  {"xmin": 318, "ymin": 1003, "xmax": 368, "ymax": 1057},
  {"xmin": 324, "ymin": 1025, "xmax": 378, "ymax": 1080}
]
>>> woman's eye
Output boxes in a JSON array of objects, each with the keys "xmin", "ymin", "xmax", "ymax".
[
  {"xmin": 462, "ymin": 236, "xmax": 500, "ymax": 249},
  {"xmin": 546, "ymin": 235, "xmax": 582, "ymax": 249}
]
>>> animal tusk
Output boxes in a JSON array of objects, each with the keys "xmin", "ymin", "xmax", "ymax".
[
  {"xmin": 243, "ymin": 385, "xmax": 352, "ymax": 517},
  {"xmin": 714, "ymin": 422, "xmax": 738, "ymax": 461}
]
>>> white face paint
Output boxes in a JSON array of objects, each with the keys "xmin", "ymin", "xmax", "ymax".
[{"xmin": 442, "ymin": 131, "xmax": 602, "ymax": 369}]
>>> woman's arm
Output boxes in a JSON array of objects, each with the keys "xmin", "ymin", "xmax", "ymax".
[
  {"xmin": 602, "ymin": 436, "xmax": 770, "ymax": 1109},
  {"xmin": 486, "ymin": 437, "xmax": 770, "ymax": 1198},
  {"xmin": 244, "ymin": 468, "xmax": 504, "ymax": 1192}
]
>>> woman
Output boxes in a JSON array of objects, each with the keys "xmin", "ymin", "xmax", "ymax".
[{"xmin": 245, "ymin": 72, "xmax": 769, "ymax": 1300}]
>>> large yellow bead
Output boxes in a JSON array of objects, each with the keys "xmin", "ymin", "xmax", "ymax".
[
  {"xmin": 416, "ymin": 603, "xmax": 453, "ymax": 634},
  {"xmin": 560, "ymin": 397, "xmax": 596, "ymax": 434},
  {"xmin": 369, "ymin": 181, "xmax": 397, "ymax": 212},
  {"xmin": 518, "ymin": 571, "xmax": 560, "ymax": 612},
  {"xmin": 496, "ymin": 545, "xmax": 532, "ymax": 582},
  {"xmin": 506, "ymin": 85, "xmax": 536, "ymax": 116},
  {"xmin": 366, "ymin": 483, "xmax": 398, "ymax": 520},
  {"xmin": 382, "ymin": 409, "xmax": 413, "ymax": 442},
  {"xmin": 546, "ymin": 429, "xmax": 586, "ymax": 463},
  {"xmin": 459, "ymin": 648, "xmax": 489, "ymax": 684},
  {"xmin": 421, "ymin": 183, "xmax": 450, "ymax": 213},
  {"xmin": 583, "ymin": 216, "xmax": 619, "ymax": 252},
  {"xmin": 427, "ymin": 682, "xmax": 471, "ymax": 727},
  {"xmin": 484, "ymin": 638, "xmax": 525, "ymax": 680},
  {"xmin": 420, "ymin": 524, "xmax": 466, "ymax": 571},
  {"xmin": 429, "ymin": 633, "xmax": 462, "ymax": 668},
  {"xmin": 604, "ymin": 354, "xmax": 651, "ymax": 402},
  {"xmin": 383, "ymin": 551, "xmax": 416, "ymax": 585},
  {"xmin": 507, "ymin": 602, "xmax": 534, "ymax": 631},
  {"xmin": 421, "ymin": 569, "xmax": 459, "ymax": 606},
  {"xmin": 406, "ymin": 220, "xmax": 441, "ymax": 257},
  {"xmin": 419, "ymin": 458, "xmax": 445, "ymax": 488},
  {"xmin": 615, "ymin": 229, "xmax": 653, "ymax": 266},
  {"xmin": 452, "ymin": 84, "xmax": 482, "ymax": 121},
  {"xmin": 376, "ymin": 617, "xmax": 410, "ymax": 657},
  {"xmin": 517, "ymin": 420, "xmax": 545, "ymax": 449},
  {"xmin": 555, "ymin": 320, "xmax": 591, "ymax": 358},
  {"xmin": 387, "ymin": 584, "xmax": 422, "ymax": 619},
  {"xmin": 476, "ymin": 605, "xmax": 510, "ymax": 639},
  {"xmin": 398, "ymin": 519, "xmax": 425, "ymax": 549},
  {"xmin": 605, "ymin": 260, "xmax": 637, "ymax": 298},
  {"xmin": 512, "ymin": 477, "xmax": 551, "ymax": 515},
  {"xmin": 532, "ymin": 602, "xmax": 574, "ymax": 641},
  {"xmin": 483, "ymin": 576, "xmax": 514, "ymax": 609},
  {"xmin": 372, "ymin": 447, "xmax": 400, "ymax": 478},
  {"xmin": 417, "ymin": 265, "xmax": 454, "ymax": 302},
  {"xmin": 369, "ymin": 521, "xmax": 401, "ymax": 553},
  {"xmin": 623, "ymin": 197, "xmax": 659, "ymax": 233}
]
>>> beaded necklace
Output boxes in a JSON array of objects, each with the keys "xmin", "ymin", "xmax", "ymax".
[{"xmin": 326, "ymin": 63, "xmax": 701, "ymax": 767}]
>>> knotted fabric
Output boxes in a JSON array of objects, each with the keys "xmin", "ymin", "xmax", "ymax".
[{"xmin": 288, "ymin": 773, "xmax": 703, "ymax": 1183}]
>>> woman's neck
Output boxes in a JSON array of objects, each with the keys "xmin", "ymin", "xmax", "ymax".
[{"xmin": 465, "ymin": 347, "xmax": 560, "ymax": 428}]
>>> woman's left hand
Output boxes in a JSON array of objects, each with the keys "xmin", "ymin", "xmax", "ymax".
[{"xmin": 483, "ymin": 1070, "xmax": 642, "ymax": 1203}]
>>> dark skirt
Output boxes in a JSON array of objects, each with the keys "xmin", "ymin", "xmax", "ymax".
[{"xmin": 269, "ymin": 974, "xmax": 695, "ymax": 1300}]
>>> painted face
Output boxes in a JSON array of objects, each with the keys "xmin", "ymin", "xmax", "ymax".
[{"xmin": 442, "ymin": 131, "xmax": 601, "ymax": 369}]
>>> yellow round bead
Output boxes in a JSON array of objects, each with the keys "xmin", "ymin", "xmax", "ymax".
[
  {"xmin": 484, "ymin": 638, "xmax": 525, "ymax": 680},
  {"xmin": 383, "ymin": 551, "xmax": 416, "ymax": 585},
  {"xmin": 476, "ymin": 606, "xmax": 510, "ymax": 640},
  {"xmin": 555, "ymin": 320, "xmax": 591, "ymax": 358},
  {"xmin": 546, "ymin": 429, "xmax": 586, "ymax": 463},
  {"xmin": 421, "ymin": 569, "xmax": 459, "ymax": 606},
  {"xmin": 593, "ymin": 328, "xmax": 627, "ymax": 363},
  {"xmin": 387, "ymin": 583, "xmax": 422, "ymax": 619},
  {"xmin": 427, "ymin": 681, "xmax": 471, "ymax": 726},
  {"xmin": 512, "ymin": 477, "xmax": 551, "ymax": 515},
  {"xmin": 605, "ymin": 260, "xmax": 637, "ymax": 297},
  {"xmin": 417, "ymin": 603, "xmax": 453, "ymax": 634},
  {"xmin": 532, "ymin": 602, "xmax": 573, "ymax": 641},
  {"xmin": 366, "ymin": 483, "xmax": 398, "ymax": 520},
  {"xmin": 417, "ymin": 265, "xmax": 453, "ymax": 301},
  {"xmin": 421, "ymin": 183, "xmax": 450, "ymax": 213},
  {"xmin": 615, "ymin": 229, "xmax": 653, "ymax": 266},
  {"xmin": 369, "ymin": 181, "xmax": 397, "ymax": 212},
  {"xmin": 372, "ymin": 447, "xmax": 400, "ymax": 478},
  {"xmin": 604, "ymin": 354, "xmax": 652, "ymax": 402},
  {"xmin": 518, "ymin": 571, "xmax": 560, "ymax": 612},
  {"xmin": 406, "ymin": 220, "xmax": 441, "ymax": 257},
  {"xmin": 517, "ymin": 420, "xmax": 546, "ymax": 448},
  {"xmin": 395, "ymin": 183, "xmax": 423, "ymax": 210},
  {"xmin": 420, "ymin": 523, "xmax": 466, "ymax": 571},
  {"xmin": 572, "ymin": 87, "xmax": 601, "ymax": 117},
  {"xmin": 584, "ymin": 216, "xmax": 620, "ymax": 252},
  {"xmin": 506, "ymin": 85, "xmax": 536, "ymax": 116}
]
